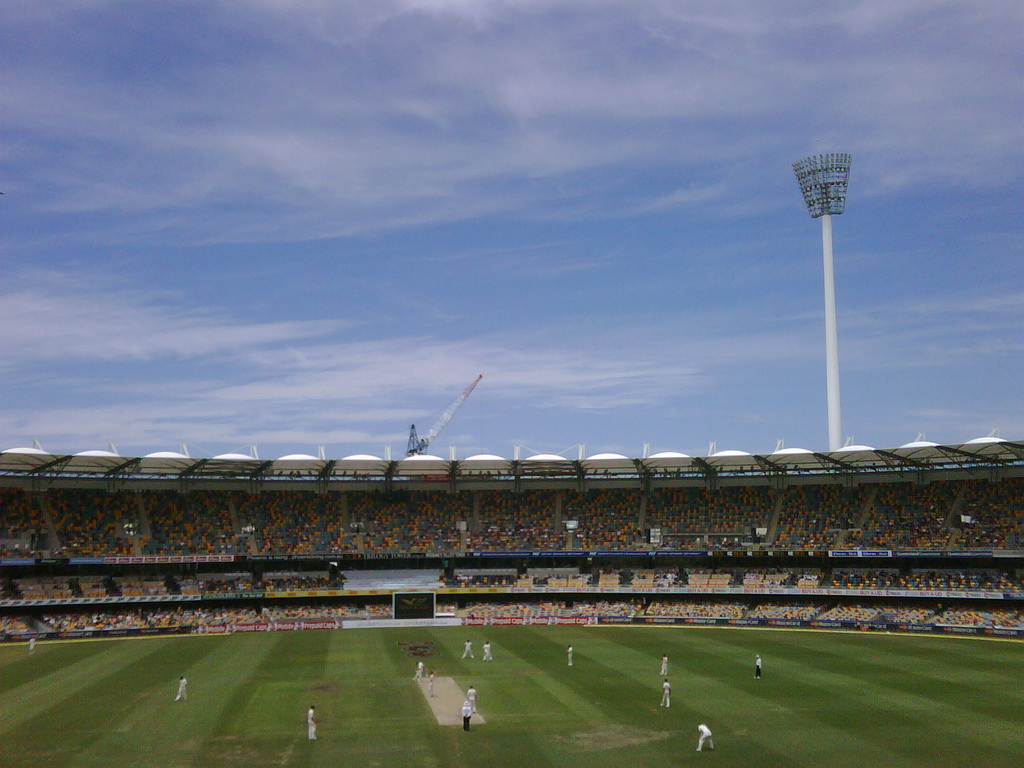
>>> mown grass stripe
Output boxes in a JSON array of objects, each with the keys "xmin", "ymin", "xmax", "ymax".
[
  {"xmin": 0, "ymin": 636, "xmax": 174, "ymax": 737},
  {"xmin": 0, "ymin": 626, "xmax": 1021, "ymax": 768}
]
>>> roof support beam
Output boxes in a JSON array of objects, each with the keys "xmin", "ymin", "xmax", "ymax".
[
  {"xmin": 25, "ymin": 455, "xmax": 75, "ymax": 476},
  {"xmin": 874, "ymin": 449, "xmax": 931, "ymax": 472},
  {"xmin": 691, "ymin": 457, "xmax": 718, "ymax": 490},
  {"xmin": 106, "ymin": 457, "xmax": 141, "ymax": 478}
]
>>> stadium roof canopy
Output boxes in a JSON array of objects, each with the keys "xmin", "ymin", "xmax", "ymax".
[{"xmin": 1, "ymin": 438, "xmax": 1021, "ymax": 490}]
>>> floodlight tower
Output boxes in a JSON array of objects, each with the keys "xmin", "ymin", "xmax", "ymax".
[{"xmin": 792, "ymin": 153, "xmax": 852, "ymax": 452}]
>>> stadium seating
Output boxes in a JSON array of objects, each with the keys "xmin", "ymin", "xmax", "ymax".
[
  {"xmin": 3, "ymin": 478, "xmax": 1022, "ymax": 557},
  {"xmin": 2, "ymin": 478, "xmax": 1023, "ymax": 642}
]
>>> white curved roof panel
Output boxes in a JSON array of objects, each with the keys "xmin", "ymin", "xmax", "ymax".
[
  {"xmin": 0, "ymin": 437, "xmax": 1019, "ymax": 482},
  {"xmin": 642, "ymin": 453, "xmax": 696, "ymax": 471},
  {"xmin": 397, "ymin": 454, "xmax": 448, "ymax": 475},
  {"xmin": 823, "ymin": 445, "xmax": 892, "ymax": 468},
  {"xmin": 898, "ymin": 441, "xmax": 938, "ymax": 449},
  {"xmin": 706, "ymin": 450, "xmax": 760, "ymax": 470},
  {"xmin": 582, "ymin": 453, "xmax": 637, "ymax": 475},
  {"xmin": 889, "ymin": 442, "xmax": 949, "ymax": 463},
  {"xmin": 950, "ymin": 437, "xmax": 1019, "ymax": 461},
  {"xmin": 0, "ymin": 448, "xmax": 55, "ymax": 474},
  {"xmin": 3, "ymin": 447, "xmax": 50, "ymax": 456},
  {"xmin": 137, "ymin": 453, "xmax": 197, "ymax": 475},
  {"xmin": 267, "ymin": 455, "xmax": 327, "ymax": 477},
  {"xmin": 62, "ymin": 451, "xmax": 128, "ymax": 473},
  {"xmin": 765, "ymin": 448, "xmax": 823, "ymax": 469},
  {"xmin": 457, "ymin": 454, "xmax": 513, "ymax": 475},
  {"xmin": 332, "ymin": 455, "xmax": 389, "ymax": 475}
]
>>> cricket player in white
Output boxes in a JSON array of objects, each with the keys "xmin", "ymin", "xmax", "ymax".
[
  {"xmin": 175, "ymin": 676, "xmax": 188, "ymax": 701},
  {"xmin": 29, "ymin": 637, "xmax": 36, "ymax": 655},
  {"xmin": 467, "ymin": 684, "xmax": 477, "ymax": 713},
  {"xmin": 414, "ymin": 660, "xmax": 424, "ymax": 680},
  {"xmin": 428, "ymin": 671, "xmax": 435, "ymax": 697},
  {"xmin": 307, "ymin": 705, "xmax": 317, "ymax": 740},
  {"xmin": 483, "ymin": 641, "xmax": 493, "ymax": 661},
  {"xmin": 697, "ymin": 723, "xmax": 713, "ymax": 751},
  {"xmin": 660, "ymin": 678, "xmax": 671, "ymax": 707},
  {"xmin": 755, "ymin": 654, "xmax": 762, "ymax": 679},
  {"xmin": 462, "ymin": 640, "xmax": 474, "ymax": 658},
  {"xmin": 660, "ymin": 654, "xmax": 668, "ymax": 675},
  {"xmin": 567, "ymin": 644, "xmax": 573, "ymax": 666}
]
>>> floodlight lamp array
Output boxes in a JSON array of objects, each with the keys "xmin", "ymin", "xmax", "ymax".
[{"xmin": 792, "ymin": 153, "xmax": 852, "ymax": 218}]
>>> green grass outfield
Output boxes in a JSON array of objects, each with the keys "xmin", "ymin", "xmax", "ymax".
[{"xmin": 1, "ymin": 626, "xmax": 1021, "ymax": 768}]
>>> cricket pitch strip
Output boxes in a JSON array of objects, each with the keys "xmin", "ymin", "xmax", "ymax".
[{"xmin": 417, "ymin": 676, "xmax": 486, "ymax": 727}]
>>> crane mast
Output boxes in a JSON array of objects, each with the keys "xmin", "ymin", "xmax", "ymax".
[{"xmin": 407, "ymin": 374, "xmax": 483, "ymax": 456}]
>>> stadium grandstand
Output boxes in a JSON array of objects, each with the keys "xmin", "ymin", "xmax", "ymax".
[{"xmin": 2, "ymin": 437, "xmax": 1023, "ymax": 642}]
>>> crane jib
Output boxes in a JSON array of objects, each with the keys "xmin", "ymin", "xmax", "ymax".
[{"xmin": 406, "ymin": 375, "xmax": 483, "ymax": 456}]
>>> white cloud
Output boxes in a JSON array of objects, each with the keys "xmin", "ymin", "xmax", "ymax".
[
  {"xmin": 0, "ymin": 271, "xmax": 342, "ymax": 367},
  {"xmin": 0, "ymin": 1, "xmax": 1019, "ymax": 456},
  {"xmin": 3, "ymin": 1, "xmax": 1020, "ymax": 243}
]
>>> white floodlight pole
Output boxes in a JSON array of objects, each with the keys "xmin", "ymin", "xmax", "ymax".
[
  {"xmin": 793, "ymin": 153, "xmax": 852, "ymax": 452},
  {"xmin": 820, "ymin": 212, "xmax": 841, "ymax": 451}
]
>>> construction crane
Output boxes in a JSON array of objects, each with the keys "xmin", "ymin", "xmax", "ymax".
[{"xmin": 407, "ymin": 374, "xmax": 483, "ymax": 456}]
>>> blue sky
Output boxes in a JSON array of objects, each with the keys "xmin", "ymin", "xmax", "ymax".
[{"xmin": 2, "ymin": 1, "xmax": 1022, "ymax": 460}]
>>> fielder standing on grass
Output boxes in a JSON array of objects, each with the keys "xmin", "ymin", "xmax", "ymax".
[
  {"xmin": 462, "ymin": 639, "xmax": 474, "ymax": 659},
  {"xmin": 468, "ymin": 684, "xmax": 477, "ymax": 713},
  {"xmin": 660, "ymin": 654, "xmax": 668, "ymax": 675},
  {"xmin": 755, "ymin": 654, "xmax": 762, "ymax": 679},
  {"xmin": 483, "ymin": 640, "xmax": 493, "ymax": 661},
  {"xmin": 567, "ymin": 644, "xmax": 573, "ymax": 667},
  {"xmin": 428, "ymin": 670, "xmax": 435, "ymax": 697},
  {"xmin": 697, "ymin": 723, "xmax": 714, "ymax": 752},
  {"xmin": 415, "ymin": 660, "xmax": 424, "ymax": 680},
  {"xmin": 660, "ymin": 678, "xmax": 671, "ymax": 708},
  {"xmin": 307, "ymin": 705, "xmax": 317, "ymax": 741},
  {"xmin": 175, "ymin": 676, "xmax": 188, "ymax": 702}
]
